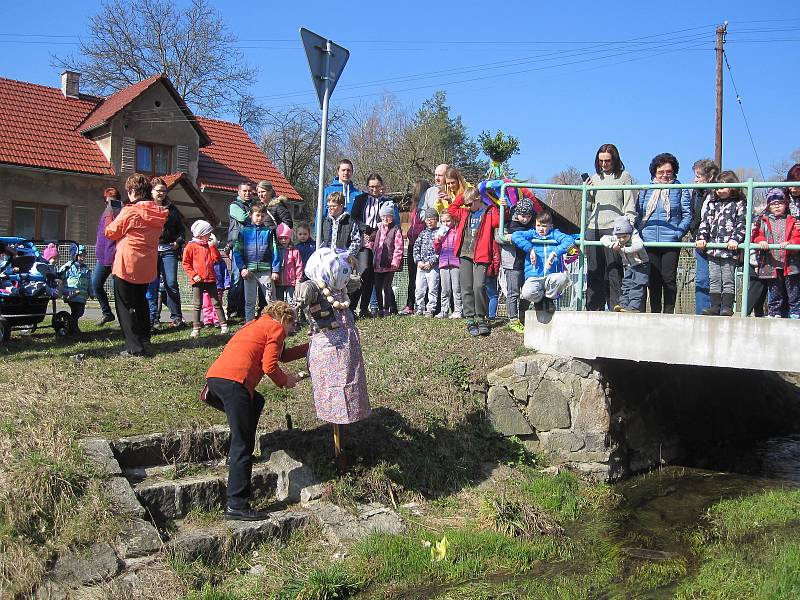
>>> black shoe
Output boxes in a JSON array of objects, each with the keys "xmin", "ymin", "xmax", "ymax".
[
  {"xmin": 467, "ymin": 322, "xmax": 480, "ymax": 337},
  {"xmin": 543, "ymin": 298, "xmax": 556, "ymax": 314},
  {"xmin": 477, "ymin": 320, "xmax": 491, "ymax": 336},
  {"xmin": 224, "ymin": 506, "xmax": 269, "ymax": 521},
  {"xmin": 95, "ymin": 315, "xmax": 115, "ymax": 327}
]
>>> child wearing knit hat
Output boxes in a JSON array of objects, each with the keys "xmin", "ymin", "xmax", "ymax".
[
  {"xmin": 275, "ymin": 223, "xmax": 303, "ymax": 304},
  {"xmin": 372, "ymin": 202, "xmax": 404, "ymax": 315},
  {"xmin": 751, "ymin": 187, "xmax": 800, "ymax": 318},
  {"xmin": 412, "ymin": 207, "xmax": 441, "ymax": 316},
  {"xmin": 498, "ymin": 196, "xmax": 537, "ymax": 333},
  {"xmin": 601, "ymin": 216, "xmax": 649, "ymax": 313},
  {"xmin": 182, "ymin": 220, "xmax": 228, "ymax": 337}
]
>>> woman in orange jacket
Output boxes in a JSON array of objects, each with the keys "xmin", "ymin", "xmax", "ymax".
[
  {"xmin": 205, "ymin": 301, "xmax": 308, "ymax": 521},
  {"xmin": 104, "ymin": 174, "xmax": 167, "ymax": 357}
]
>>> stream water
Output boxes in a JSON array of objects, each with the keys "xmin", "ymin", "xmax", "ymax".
[{"xmin": 390, "ymin": 434, "xmax": 800, "ymax": 599}]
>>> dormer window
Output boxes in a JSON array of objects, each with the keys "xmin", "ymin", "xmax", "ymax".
[{"xmin": 136, "ymin": 142, "xmax": 171, "ymax": 176}]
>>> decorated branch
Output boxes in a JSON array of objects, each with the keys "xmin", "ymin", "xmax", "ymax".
[{"xmin": 477, "ymin": 130, "xmax": 538, "ymax": 210}]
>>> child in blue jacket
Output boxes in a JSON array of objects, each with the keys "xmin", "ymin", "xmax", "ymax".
[
  {"xmin": 59, "ymin": 244, "xmax": 91, "ymax": 330},
  {"xmin": 233, "ymin": 203, "xmax": 281, "ymax": 322},
  {"xmin": 511, "ymin": 210, "xmax": 574, "ymax": 314}
]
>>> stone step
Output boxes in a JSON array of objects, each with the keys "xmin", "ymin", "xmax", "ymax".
[
  {"xmin": 110, "ymin": 426, "xmax": 237, "ymax": 468},
  {"xmin": 168, "ymin": 509, "xmax": 310, "ymax": 562},
  {"xmin": 134, "ymin": 461, "xmax": 278, "ymax": 523},
  {"xmin": 131, "ymin": 450, "xmax": 316, "ymax": 523}
]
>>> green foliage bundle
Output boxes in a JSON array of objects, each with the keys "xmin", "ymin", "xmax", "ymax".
[{"xmin": 478, "ymin": 131, "xmax": 520, "ymax": 164}]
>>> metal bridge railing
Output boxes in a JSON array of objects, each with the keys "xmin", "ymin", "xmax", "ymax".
[{"xmin": 499, "ymin": 180, "xmax": 800, "ymax": 316}]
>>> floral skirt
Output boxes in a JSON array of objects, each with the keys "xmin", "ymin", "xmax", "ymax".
[{"xmin": 308, "ymin": 310, "xmax": 371, "ymax": 424}]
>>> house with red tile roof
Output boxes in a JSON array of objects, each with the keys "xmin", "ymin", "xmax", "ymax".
[{"xmin": 0, "ymin": 72, "xmax": 302, "ymax": 244}]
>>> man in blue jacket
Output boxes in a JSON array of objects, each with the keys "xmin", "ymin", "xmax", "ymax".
[{"xmin": 320, "ymin": 159, "xmax": 361, "ymax": 225}]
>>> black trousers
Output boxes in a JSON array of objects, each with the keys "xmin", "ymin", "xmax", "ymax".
[
  {"xmin": 349, "ymin": 248, "xmax": 375, "ymax": 315},
  {"xmin": 373, "ymin": 271, "xmax": 396, "ymax": 312},
  {"xmin": 747, "ymin": 266, "xmax": 768, "ymax": 317},
  {"xmin": 207, "ymin": 377, "xmax": 265, "ymax": 510},
  {"xmin": 585, "ymin": 227, "xmax": 623, "ymax": 310},
  {"xmin": 405, "ymin": 255, "xmax": 418, "ymax": 310},
  {"xmin": 645, "ymin": 248, "xmax": 679, "ymax": 313},
  {"xmin": 114, "ymin": 277, "xmax": 151, "ymax": 354}
]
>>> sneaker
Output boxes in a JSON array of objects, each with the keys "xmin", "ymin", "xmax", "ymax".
[
  {"xmin": 508, "ymin": 320, "xmax": 525, "ymax": 334},
  {"xmin": 415, "ymin": 310, "xmax": 424, "ymax": 316},
  {"xmin": 95, "ymin": 314, "xmax": 115, "ymax": 327},
  {"xmin": 400, "ymin": 306, "xmax": 414, "ymax": 316},
  {"xmin": 467, "ymin": 322, "xmax": 480, "ymax": 337},
  {"xmin": 220, "ymin": 324, "xmax": 229, "ymax": 334},
  {"xmin": 790, "ymin": 314, "xmax": 800, "ymax": 320},
  {"xmin": 171, "ymin": 319, "xmax": 185, "ymax": 329},
  {"xmin": 435, "ymin": 312, "xmax": 447, "ymax": 319},
  {"xmin": 449, "ymin": 312, "xmax": 463, "ymax": 319},
  {"xmin": 477, "ymin": 320, "xmax": 491, "ymax": 336},
  {"xmin": 190, "ymin": 328, "xmax": 200, "ymax": 338}
]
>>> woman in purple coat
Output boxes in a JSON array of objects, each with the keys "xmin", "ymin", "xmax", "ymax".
[{"xmin": 93, "ymin": 187, "xmax": 121, "ymax": 326}]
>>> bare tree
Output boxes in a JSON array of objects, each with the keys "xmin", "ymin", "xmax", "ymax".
[
  {"xmin": 769, "ymin": 148, "xmax": 800, "ymax": 181},
  {"xmin": 544, "ymin": 167, "xmax": 584, "ymax": 224},
  {"xmin": 236, "ymin": 94, "xmax": 267, "ymax": 139},
  {"xmin": 53, "ymin": 0, "xmax": 255, "ymax": 116},
  {"xmin": 259, "ymin": 105, "xmax": 348, "ymax": 218}
]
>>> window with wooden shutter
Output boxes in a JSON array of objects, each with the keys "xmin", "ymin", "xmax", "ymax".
[
  {"xmin": 121, "ymin": 137, "xmax": 136, "ymax": 172},
  {"xmin": 176, "ymin": 145, "xmax": 189, "ymax": 173}
]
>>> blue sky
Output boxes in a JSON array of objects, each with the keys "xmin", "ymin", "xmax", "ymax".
[{"xmin": 1, "ymin": 0, "xmax": 798, "ymax": 186}]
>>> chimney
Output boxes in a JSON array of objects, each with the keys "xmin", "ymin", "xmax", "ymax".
[{"xmin": 61, "ymin": 71, "xmax": 80, "ymax": 98}]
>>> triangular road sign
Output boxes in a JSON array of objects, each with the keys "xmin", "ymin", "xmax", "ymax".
[{"xmin": 300, "ymin": 28, "xmax": 350, "ymax": 109}]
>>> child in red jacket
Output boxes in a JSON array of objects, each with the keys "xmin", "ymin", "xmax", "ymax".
[
  {"xmin": 183, "ymin": 220, "xmax": 228, "ymax": 337},
  {"xmin": 448, "ymin": 187, "xmax": 500, "ymax": 336},
  {"xmin": 751, "ymin": 188, "xmax": 800, "ymax": 318}
]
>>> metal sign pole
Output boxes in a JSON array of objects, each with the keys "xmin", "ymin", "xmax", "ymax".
[{"xmin": 314, "ymin": 41, "xmax": 332, "ymax": 249}]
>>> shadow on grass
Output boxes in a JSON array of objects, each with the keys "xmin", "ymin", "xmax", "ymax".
[{"xmin": 260, "ymin": 407, "xmax": 527, "ymax": 502}]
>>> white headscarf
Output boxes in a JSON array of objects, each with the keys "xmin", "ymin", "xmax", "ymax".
[{"xmin": 304, "ymin": 247, "xmax": 352, "ymax": 291}]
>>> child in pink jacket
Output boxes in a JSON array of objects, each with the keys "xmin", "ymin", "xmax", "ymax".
[
  {"xmin": 372, "ymin": 203, "xmax": 404, "ymax": 315},
  {"xmin": 276, "ymin": 223, "xmax": 303, "ymax": 303}
]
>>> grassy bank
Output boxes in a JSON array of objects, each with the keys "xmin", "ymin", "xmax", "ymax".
[{"xmin": 1, "ymin": 316, "xmax": 799, "ymax": 599}]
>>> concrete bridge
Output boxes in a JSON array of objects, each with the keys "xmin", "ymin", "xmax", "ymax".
[
  {"xmin": 522, "ymin": 311, "xmax": 799, "ymax": 373},
  {"xmin": 482, "ymin": 311, "xmax": 800, "ymax": 481}
]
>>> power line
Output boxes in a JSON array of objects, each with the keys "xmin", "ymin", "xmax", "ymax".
[{"xmin": 722, "ymin": 50, "xmax": 765, "ymax": 178}]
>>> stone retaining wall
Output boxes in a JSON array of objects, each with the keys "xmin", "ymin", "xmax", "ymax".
[{"xmin": 485, "ymin": 354, "xmax": 613, "ymax": 480}]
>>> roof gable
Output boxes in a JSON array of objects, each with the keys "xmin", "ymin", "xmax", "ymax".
[
  {"xmin": 79, "ymin": 74, "xmax": 211, "ymax": 146},
  {"xmin": 196, "ymin": 117, "xmax": 302, "ymax": 201},
  {"xmin": 0, "ymin": 77, "xmax": 113, "ymax": 176}
]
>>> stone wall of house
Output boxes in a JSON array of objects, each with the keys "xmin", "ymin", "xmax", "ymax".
[{"xmin": 486, "ymin": 354, "xmax": 800, "ymax": 482}]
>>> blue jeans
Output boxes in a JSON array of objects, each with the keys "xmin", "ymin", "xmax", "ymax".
[
  {"xmin": 91, "ymin": 262, "xmax": 114, "ymax": 318},
  {"xmin": 146, "ymin": 249, "xmax": 183, "ymax": 323},
  {"xmin": 694, "ymin": 249, "xmax": 710, "ymax": 314},
  {"xmin": 485, "ymin": 275, "xmax": 499, "ymax": 319}
]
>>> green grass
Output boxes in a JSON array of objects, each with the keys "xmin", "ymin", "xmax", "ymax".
[{"xmin": 676, "ymin": 488, "xmax": 800, "ymax": 599}]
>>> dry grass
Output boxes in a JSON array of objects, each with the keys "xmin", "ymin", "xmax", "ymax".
[{"xmin": 0, "ymin": 315, "xmax": 522, "ymax": 596}]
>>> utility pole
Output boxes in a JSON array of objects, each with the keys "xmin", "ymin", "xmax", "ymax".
[{"xmin": 715, "ymin": 22, "xmax": 727, "ymax": 168}]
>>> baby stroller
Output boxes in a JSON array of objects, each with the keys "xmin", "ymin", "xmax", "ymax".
[{"xmin": 0, "ymin": 237, "xmax": 79, "ymax": 342}]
